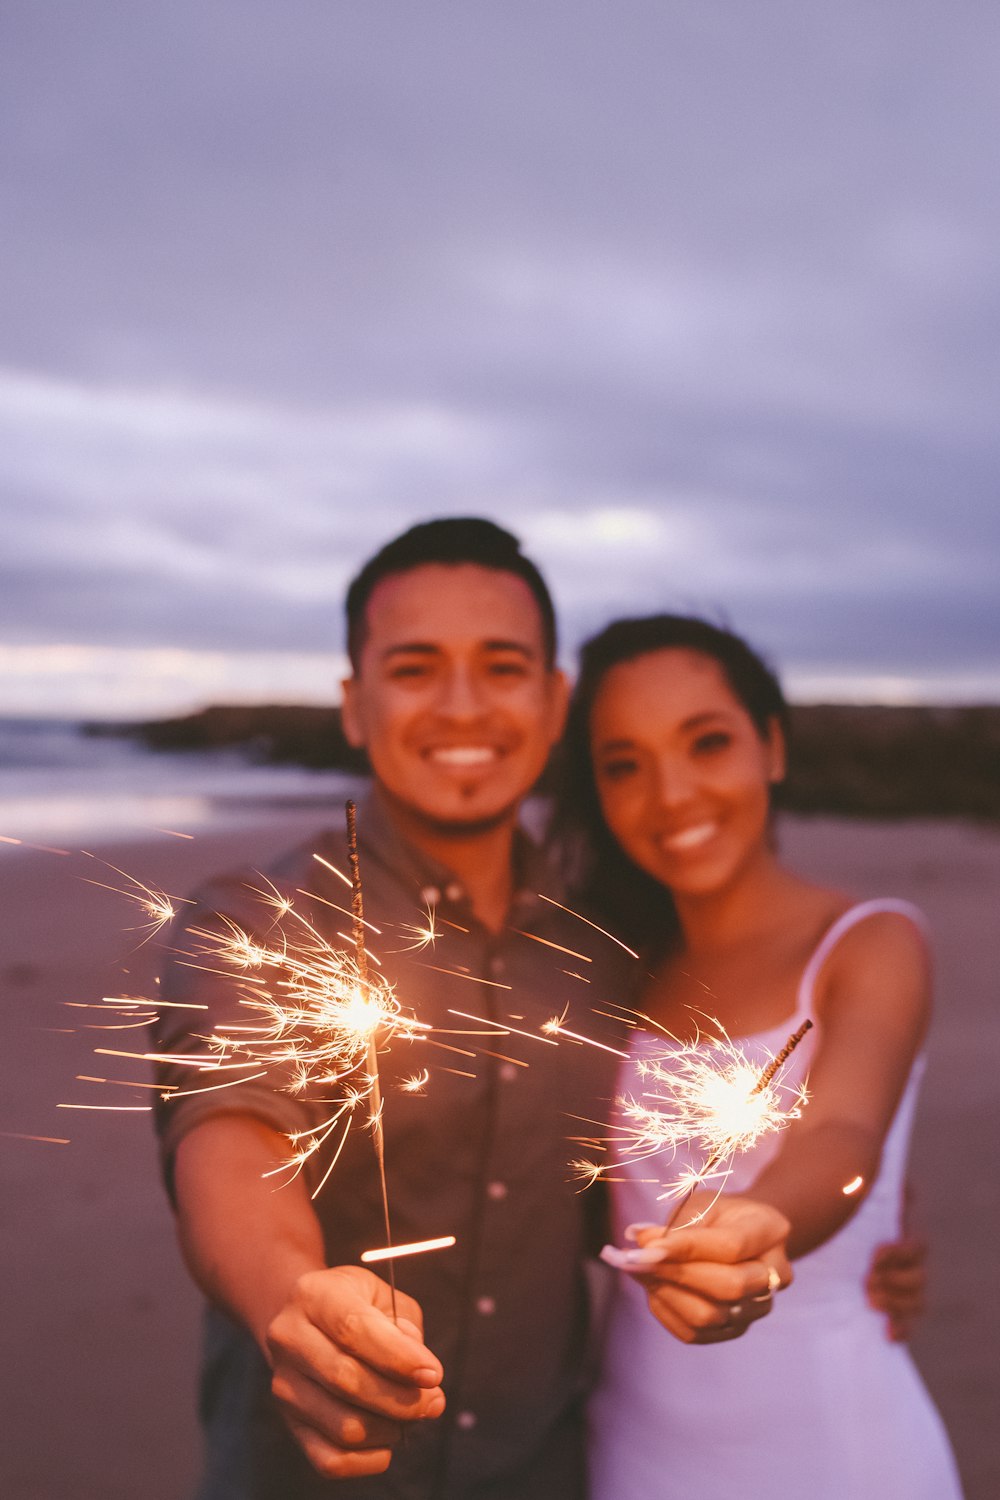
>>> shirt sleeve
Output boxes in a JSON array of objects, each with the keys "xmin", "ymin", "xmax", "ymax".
[{"xmin": 151, "ymin": 869, "xmax": 323, "ymax": 1200}]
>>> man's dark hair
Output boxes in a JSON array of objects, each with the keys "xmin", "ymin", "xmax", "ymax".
[{"xmin": 345, "ymin": 517, "xmax": 557, "ymax": 668}]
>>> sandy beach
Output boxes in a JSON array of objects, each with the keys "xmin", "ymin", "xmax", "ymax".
[{"xmin": 1, "ymin": 809, "xmax": 997, "ymax": 1499}]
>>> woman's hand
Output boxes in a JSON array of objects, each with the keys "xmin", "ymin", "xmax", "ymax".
[{"xmin": 601, "ymin": 1192, "xmax": 791, "ymax": 1344}]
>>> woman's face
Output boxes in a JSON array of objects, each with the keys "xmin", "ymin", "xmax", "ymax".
[{"xmin": 588, "ymin": 648, "xmax": 785, "ymax": 899}]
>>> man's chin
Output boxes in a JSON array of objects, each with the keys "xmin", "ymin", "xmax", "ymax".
[{"xmin": 382, "ymin": 784, "xmax": 523, "ymax": 840}]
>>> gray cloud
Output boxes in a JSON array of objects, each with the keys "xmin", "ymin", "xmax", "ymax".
[{"xmin": 0, "ymin": 1, "xmax": 997, "ymax": 706}]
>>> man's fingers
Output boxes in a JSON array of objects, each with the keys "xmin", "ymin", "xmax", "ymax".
[
  {"xmin": 273, "ymin": 1366, "xmax": 405, "ymax": 1451},
  {"xmin": 299, "ymin": 1270, "xmax": 444, "ymax": 1387},
  {"xmin": 268, "ymin": 1310, "xmax": 445, "ymax": 1423},
  {"xmin": 284, "ymin": 1417, "xmax": 394, "ymax": 1481}
]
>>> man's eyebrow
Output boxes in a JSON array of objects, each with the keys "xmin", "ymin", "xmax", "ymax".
[
  {"xmin": 381, "ymin": 639, "xmax": 538, "ymax": 659},
  {"xmin": 482, "ymin": 639, "xmax": 537, "ymax": 657},
  {"xmin": 381, "ymin": 643, "xmax": 441, "ymax": 659}
]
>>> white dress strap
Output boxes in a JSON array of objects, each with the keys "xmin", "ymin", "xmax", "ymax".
[{"xmin": 796, "ymin": 898, "xmax": 926, "ymax": 1015}]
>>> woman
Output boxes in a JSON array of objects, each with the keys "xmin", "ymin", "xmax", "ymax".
[{"xmin": 554, "ymin": 615, "xmax": 963, "ymax": 1500}]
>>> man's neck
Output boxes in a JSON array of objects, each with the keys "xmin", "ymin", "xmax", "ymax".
[{"xmin": 375, "ymin": 790, "xmax": 518, "ymax": 933}]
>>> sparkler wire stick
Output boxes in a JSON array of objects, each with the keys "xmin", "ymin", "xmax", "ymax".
[{"xmin": 345, "ymin": 800, "xmax": 398, "ymax": 1315}]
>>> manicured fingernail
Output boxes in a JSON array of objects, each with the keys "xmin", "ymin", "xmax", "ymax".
[
  {"xmin": 624, "ymin": 1221, "xmax": 660, "ymax": 1243},
  {"xmin": 600, "ymin": 1243, "xmax": 667, "ymax": 1270},
  {"xmin": 413, "ymin": 1366, "xmax": 443, "ymax": 1384},
  {"xmin": 424, "ymin": 1393, "xmax": 446, "ymax": 1418}
]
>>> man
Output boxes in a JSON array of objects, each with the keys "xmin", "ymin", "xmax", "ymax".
[{"xmin": 155, "ymin": 519, "xmax": 918, "ymax": 1499}]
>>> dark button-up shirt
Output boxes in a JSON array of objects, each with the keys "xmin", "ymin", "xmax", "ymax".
[{"xmin": 154, "ymin": 792, "xmax": 632, "ymax": 1500}]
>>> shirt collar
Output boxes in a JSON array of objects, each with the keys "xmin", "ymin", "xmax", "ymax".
[{"xmin": 314, "ymin": 782, "xmax": 561, "ymax": 927}]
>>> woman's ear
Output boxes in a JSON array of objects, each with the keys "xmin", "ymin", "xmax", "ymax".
[{"xmin": 766, "ymin": 717, "xmax": 787, "ymax": 785}]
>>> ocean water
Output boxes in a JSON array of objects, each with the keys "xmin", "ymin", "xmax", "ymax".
[{"xmin": 0, "ymin": 717, "xmax": 358, "ymax": 850}]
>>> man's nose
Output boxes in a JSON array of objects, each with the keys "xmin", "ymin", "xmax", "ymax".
[{"xmin": 437, "ymin": 666, "xmax": 486, "ymax": 718}]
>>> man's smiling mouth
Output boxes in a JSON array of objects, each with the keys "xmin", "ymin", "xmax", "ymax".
[{"xmin": 426, "ymin": 746, "xmax": 501, "ymax": 768}]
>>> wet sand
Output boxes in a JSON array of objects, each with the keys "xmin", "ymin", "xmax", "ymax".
[{"xmin": 1, "ymin": 812, "xmax": 996, "ymax": 1498}]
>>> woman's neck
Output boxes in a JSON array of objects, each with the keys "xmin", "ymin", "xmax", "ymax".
[{"xmin": 672, "ymin": 847, "xmax": 799, "ymax": 956}]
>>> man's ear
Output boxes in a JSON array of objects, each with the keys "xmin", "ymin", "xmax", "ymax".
[
  {"xmin": 766, "ymin": 716, "xmax": 787, "ymax": 784},
  {"xmin": 340, "ymin": 676, "xmax": 365, "ymax": 749},
  {"xmin": 547, "ymin": 668, "xmax": 572, "ymax": 746}
]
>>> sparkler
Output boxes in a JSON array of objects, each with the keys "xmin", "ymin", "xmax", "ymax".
[
  {"xmin": 345, "ymin": 798, "xmax": 398, "ymax": 1311},
  {"xmin": 571, "ymin": 1018, "xmax": 812, "ymax": 1217}
]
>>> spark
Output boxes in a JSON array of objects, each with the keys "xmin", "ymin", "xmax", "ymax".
[
  {"xmin": 57, "ymin": 1102, "xmax": 152, "ymax": 1112},
  {"xmin": 0, "ymin": 1130, "xmax": 71, "ymax": 1144},
  {"xmin": 401, "ymin": 1069, "xmax": 431, "ymax": 1092},
  {"xmin": 512, "ymin": 929, "xmax": 592, "ymax": 963},
  {"xmin": 536, "ymin": 893, "xmax": 640, "ymax": 960},
  {"xmin": 842, "ymin": 1174, "xmax": 865, "ymax": 1196},
  {"xmin": 543, "ymin": 1011, "xmax": 630, "ymax": 1058},
  {"xmin": 361, "ymin": 1235, "xmax": 456, "ymax": 1264},
  {"xmin": 447, "ymin": 1009, "xmax": 558, "ymax": 1047},
  {"xmin": 392, "ymin": 905, "xmax": 440, "ymax": 951},
  {"xmin": 0, "ymin": 834, "xmax": 72, "ymax": 855},
  {"xmin": 82, "ymin": 855, "xmax": 185, "ymax": 943}
]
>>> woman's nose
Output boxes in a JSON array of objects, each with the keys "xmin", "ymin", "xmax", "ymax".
[{"xmin": 651, "ymin": 756, "xmax": 696, "ymax": 810}]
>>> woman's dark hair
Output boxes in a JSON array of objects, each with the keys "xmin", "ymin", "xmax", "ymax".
[{"xmin": 550, "ymin": 614, "xmax": 790, "ymax": 960}]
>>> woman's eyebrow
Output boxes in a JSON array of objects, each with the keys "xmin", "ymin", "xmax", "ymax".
[
  {"xmin": 594, "ymin": 738, "xmax": 639, "ymax": 753},
  {"xmin": 680, "ymin": 710, "xmax": 736, "ymax": 731}
]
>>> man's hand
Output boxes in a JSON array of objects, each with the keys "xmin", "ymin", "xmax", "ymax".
[
  {"xmin": 601, "ymin": 1193, "xmax": 792, "ymax": 1344},
  {"xmin": 172, "ymin": 1119, "xmax": 445, "ymax": 1482},
  {"xmin": 866, "ymin": 1235, "xmax": 927, "ymax": 1342},
  {"xmin": 267, "ymin": 1265, "xmax": 446, "ymax": 1480}
]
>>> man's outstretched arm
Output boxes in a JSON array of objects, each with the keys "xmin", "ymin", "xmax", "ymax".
[{"xmin": 172, "ymin": 1114, "xmax": 445, "ymax": 1480}]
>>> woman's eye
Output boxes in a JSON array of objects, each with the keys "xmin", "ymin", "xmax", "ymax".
[{"xmin": 597, "ymin": 757, "xmax": 639, "ymax": 781}]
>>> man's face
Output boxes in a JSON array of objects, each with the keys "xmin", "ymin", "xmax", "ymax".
[{"xmin": 341, "ymin": 563, "xmax": 568, "ymax": 837}]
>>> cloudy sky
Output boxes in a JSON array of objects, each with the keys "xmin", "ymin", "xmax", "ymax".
[{"xmin": 1, "ymin": 1, "xmax": 997, "ymax": 716}]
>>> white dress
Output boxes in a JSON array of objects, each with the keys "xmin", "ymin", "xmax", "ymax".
[{"xmin": 588, "ymin": 900, "xmax": 964, "ymax": 1500}]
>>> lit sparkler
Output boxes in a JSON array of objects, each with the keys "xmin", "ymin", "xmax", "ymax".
[{"xmin": 571, "ymin": 1018, "xmax": 812, "ymax": 1210}]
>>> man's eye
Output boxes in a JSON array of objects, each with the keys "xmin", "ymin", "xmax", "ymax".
[
  {"xmin": 693, "ymin": 731, "xmax": 731, "ymax": 754},
  {"xmin": 488, "ymin": 660, "xmax": 528, "ymax": 677},
  {"xmin": 388, "ymin": 663, "xmax": 431, "ymax": 680}
]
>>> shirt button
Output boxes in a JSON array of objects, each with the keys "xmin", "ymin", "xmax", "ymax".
[
  {"xmin": 486, "ymin": 1180, "xmax": 508, "ymax": 1201},
  {"xmin": 499, "ymin": 1062, "xmax": 519, "ymax": 1083},
  {"xmin": 456, "ymin": 1410, "xmax": 477, "ymax": 1431},
  {"xmin": 476, "ymin": 1295, "xmax": 496, "ymax": 1316}
]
